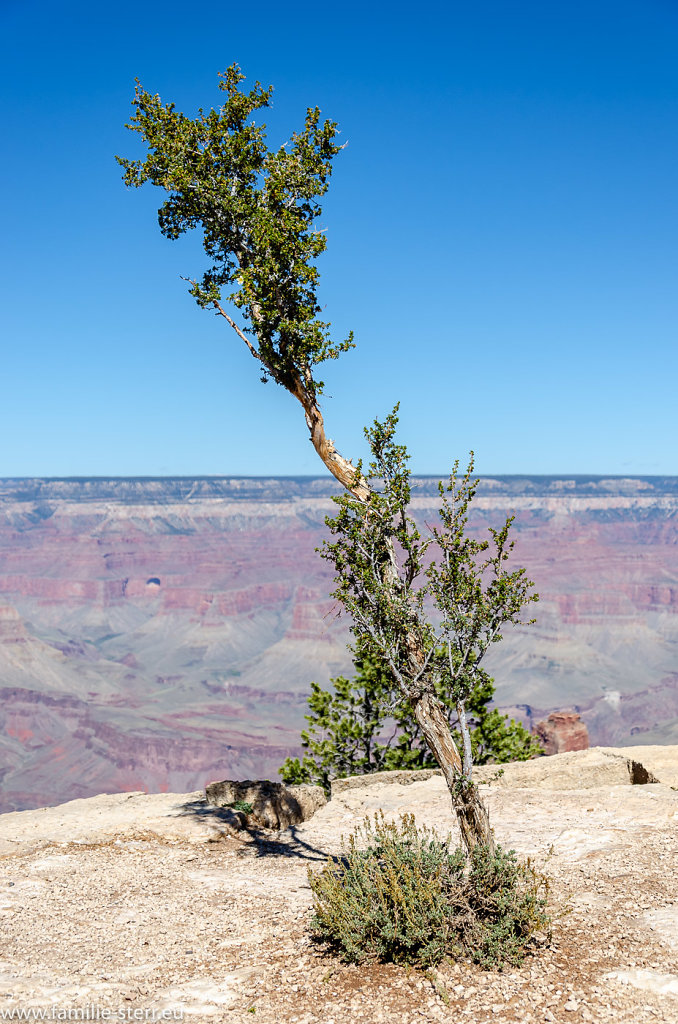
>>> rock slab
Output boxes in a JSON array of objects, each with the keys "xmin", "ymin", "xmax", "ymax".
[
  {"xmin": 332, "ymin": 746, "xmax": 668, "ymax": 797},
  {"xmin": 204, "ymin": 779, "xmax": 326, "ymax": 829}
]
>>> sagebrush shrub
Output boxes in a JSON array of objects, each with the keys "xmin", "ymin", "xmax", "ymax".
[
  {"xmin": 308, "ymin": 812, "xmax": 550, "ymax": 969},
  {"xmin": 463, "ymin": 842, "xmax": 551, "ymax": 968}
]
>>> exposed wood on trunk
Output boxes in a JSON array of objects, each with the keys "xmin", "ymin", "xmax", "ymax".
[
  {"xmin": 413, "ymin": 690, "xmax": 495, "ymax": 855},
  {"xmin": 216, "ymin": 289, "xmax": 370, "ymax": 502},
  {"xmin": 291, "ymin": 379, "xmax": 370, "ymax": 502}
]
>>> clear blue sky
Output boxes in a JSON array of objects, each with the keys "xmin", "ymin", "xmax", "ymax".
[{"xmin": 1, "ymin": 0, "xmax": 676, "ymax": 477}]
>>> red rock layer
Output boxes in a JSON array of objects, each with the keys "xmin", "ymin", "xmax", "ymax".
[
  {"xmin": 533, "ymin": 712, "xmax": 590, "ymax": 755},
  {"xmin": 0, "ymin": 481, "xmax": 676, "ymax": 811}
]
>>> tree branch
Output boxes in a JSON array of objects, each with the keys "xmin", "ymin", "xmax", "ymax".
[{"xmin": 212, "ymin": 300, "xmax": 261, "ymax": 360}]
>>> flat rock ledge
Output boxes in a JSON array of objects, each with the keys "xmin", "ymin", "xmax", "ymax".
[
  {"xmin": 1, "ymin": 746, "xmax": 678, "ymax": 1024},
  {"xmin": 0, "ymin": 746, "xmax": 674, "ymax": 858},
  {"xmin": 331, "ymin": 745, "xmax": 669, "ymax": 796}
]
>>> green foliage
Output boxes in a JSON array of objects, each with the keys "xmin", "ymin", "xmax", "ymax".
[
  {"xmin": 323, "ymin": 408, "xmax": 433, "ymax": 684},
  {"xmin": 228, "ymin": 800, "xmax": 254, "ymax": 814},
  {"xmin": 456, "ymin": 671, "xmax": 543, "ymax": 766},
  {"xmin": 118, "ymin": 65, "xmax": 353, "ymax": 397},
  {"xmin": 462, "ymin": 837, "xmax": 551, "ymax": 969},
  {"xmin": 320, "ymin": 410, "xmax": 539, "ymax": 777},
  {"xmin": 308, "ymin": 813, "xmax": 550, "ymax": 968},
  {"xmin": 322, "ymin": 411, "xmax": 537, "ymax": 707},
  {"xmin": 279, "ymin": 657, "xmax": 541, "ymax": 791},
  {"xmin": 279, "ymin": 657, "xmax": 398, "ymax": 790}
]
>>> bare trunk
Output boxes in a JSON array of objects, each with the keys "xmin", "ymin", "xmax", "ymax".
[
  {"xmin": 215, "ymin": 293, "xmax": 370, "ymax": 503},
  {"xmin": 412, "ymin": 691, "xmax": 495, "ymax": 856},
  {"xmin": 289, "ymin": 377, "xmax": 371, "ymax": 501}
]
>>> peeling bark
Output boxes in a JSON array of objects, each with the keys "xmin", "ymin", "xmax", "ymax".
[
  {"xmin": 412, "ymin": 690, "xmax": 495, "ymax": 855},
  {"xmin": 292, "ymin": 380, "xmax": 370, "ymax": 501}
]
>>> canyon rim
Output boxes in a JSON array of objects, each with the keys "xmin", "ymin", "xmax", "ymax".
[{"xmin": 0, "ymin": 474, "xmax": 677, "ymax": 812}]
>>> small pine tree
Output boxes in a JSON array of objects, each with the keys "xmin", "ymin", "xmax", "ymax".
[{"xmin": 280, "ymin": 656, "xmax": 541, "ymax": 792}]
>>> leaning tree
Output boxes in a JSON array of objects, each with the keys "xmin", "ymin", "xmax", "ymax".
[{"xmin": 118, "ymin": 66, "xmax": 537, "ymax": 853}]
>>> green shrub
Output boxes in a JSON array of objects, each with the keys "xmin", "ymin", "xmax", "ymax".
[
  {"xmin": 462, "ymin": 842, "xmax": 551, "ymax": 969},
  {"xmin": 228, "ymin": 800, "xmax": 254, "ymax": 814},
  {"xmin": 308, "ymin": 813, "xmax": 550, "ymax": 969}
]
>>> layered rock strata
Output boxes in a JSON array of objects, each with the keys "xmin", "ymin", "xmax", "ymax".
[{"xmin": 0, "ymin": 476, "xmax": 676, "ymax": 811}]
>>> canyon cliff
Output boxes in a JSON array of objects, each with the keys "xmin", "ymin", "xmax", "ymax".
[{"xmin": 0, "ymin": 475, "xmax": 676, "ymax": 811}]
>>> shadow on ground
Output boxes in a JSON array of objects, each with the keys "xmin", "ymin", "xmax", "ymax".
[{"xmin": 173, "ymin": 798, "xmax": 332, "ymax": 861}]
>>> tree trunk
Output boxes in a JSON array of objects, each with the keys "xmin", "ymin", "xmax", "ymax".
[
  {"xmin": 216, "ymin": 300, "xmax": 370, "ymax": 502},
  {"xmin": 290, "ymin": 376, "xmax": 371, "ymax": 501},
  {"xmin": 277, "ymin": 365, "xmax": 495, "ymax": 856},
  {"xmin": 412, "ymin": 691, "xmax": 495, "ymax": 856}
]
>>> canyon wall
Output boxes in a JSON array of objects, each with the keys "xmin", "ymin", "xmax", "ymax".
[{"xmin": 0, "ymin": 475, "xmax": 676, "ymax": 811}]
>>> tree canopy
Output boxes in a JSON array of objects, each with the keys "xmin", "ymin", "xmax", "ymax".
[{"xmin": 118, "ymin": 66, "xmax": 365, "ymax": 496}]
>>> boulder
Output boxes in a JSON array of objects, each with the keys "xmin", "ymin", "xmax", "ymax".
[
  {"xmin": 534, "ymin": 711, "xmax": 589, "ymax": 754},
  {"xmin": 325, "ymin": 748, "xmax": 663, "ymax": 798},
  {"xmin": 204, "ymin": 779, "xmax": 326, "ymax": 830}
]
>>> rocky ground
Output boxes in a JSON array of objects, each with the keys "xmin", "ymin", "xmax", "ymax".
[{"xmin": 1, "ymin": 748, "xmax": 678, "ymax": 1023}]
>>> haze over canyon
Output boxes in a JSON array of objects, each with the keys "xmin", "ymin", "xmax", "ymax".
[{"xmin": 0, "ymin": 475, "xmax": 676, "ymax": 813}]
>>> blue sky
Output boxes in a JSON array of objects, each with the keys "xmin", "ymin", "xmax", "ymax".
[{"xmin": 1, "ymin": 0, "xmax": 676, "ymax": 477}]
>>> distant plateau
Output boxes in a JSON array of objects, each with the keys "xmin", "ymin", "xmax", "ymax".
[{"xmin": 0, "ymin": 474, "xmax": 677, "ymax": 812}]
